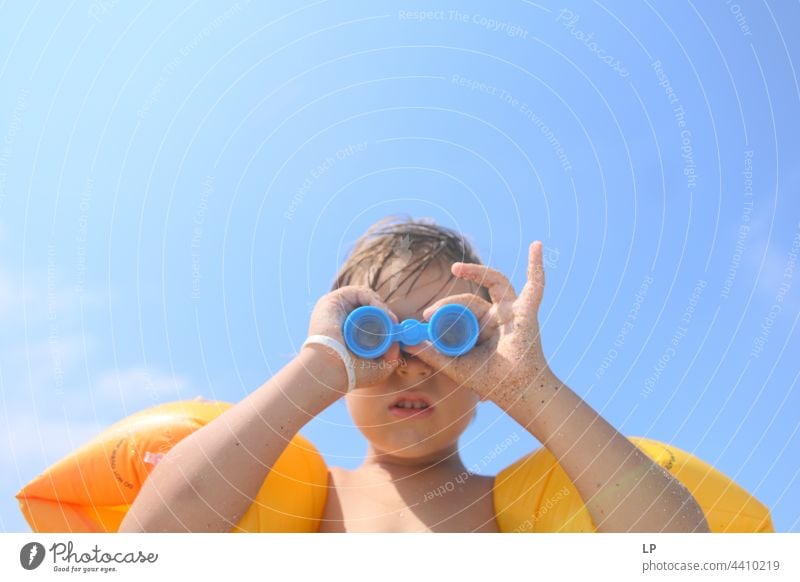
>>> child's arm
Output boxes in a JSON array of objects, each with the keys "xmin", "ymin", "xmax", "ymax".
[
  {"xmin": 503, "ymin": 371, "xmax": 709, "ymax": 532},
  {"xmin": 119, "ymin": 286, "xmax": 402, "ymax": 532},
  {"xmin": 405, "ymin": 242, "xmax": 709, "ymax": 532},
  {"xmin": 118, "ymin": 348, "xmax": 344, "ymax": 532}
]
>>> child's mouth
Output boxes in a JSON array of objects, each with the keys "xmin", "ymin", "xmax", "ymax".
[{"xmin": 389, "ymin": 395, "xmax": 434, "ymax": 419}]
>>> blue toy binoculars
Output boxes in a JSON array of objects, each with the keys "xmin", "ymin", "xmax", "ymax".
[{"xmin": 343, "ymin": 303, "xmax": 479, "ymax": 359}]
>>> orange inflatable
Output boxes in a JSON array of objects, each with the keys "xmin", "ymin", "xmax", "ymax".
[
  {"xmin": 494, "ymin": 437, "xmax": 774, "ymax": 532},
  {"xmin": 16, "ymin": 400, "xmax": 773, "ymax": 533},
  {"xmin": 15, "ymin": 400, "xmax": 327, "ymax": 533}
]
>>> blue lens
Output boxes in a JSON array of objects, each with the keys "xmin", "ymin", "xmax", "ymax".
[
  {"xmin": 343, "ymin": 306, "xmax": 393, "ymax": 359},
  {"xmin": 429, "ymin": 304, "xmax": 479, "ymax": 356},
  {"xmin": 352, "ymin": 314, "xmax": 384, "ymax": 349}
]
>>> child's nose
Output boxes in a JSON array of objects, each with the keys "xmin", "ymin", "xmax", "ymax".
[{"xmin": 396, "ymin": 351, "xmax": 433, "ymax": 378}]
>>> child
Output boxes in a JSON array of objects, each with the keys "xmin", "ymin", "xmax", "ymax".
[{"xmin": 119, "ymin": 216, "xmax": 709, "ymax": 533}]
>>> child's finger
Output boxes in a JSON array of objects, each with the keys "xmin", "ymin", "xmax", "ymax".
[
  {"xmin": 336, "ymin": 285, "xmax": 399, "ymax": 322},
  {"xmin": 451, "ymin": 263, "xmax": 517, "ymax": 305},
  {"xmin": 518, "ymin": 241, "xmax": 545, "ymax": 316},
  {"xmin": 421, "ymin": 293, "xmax": 491, "ymax": 320}
]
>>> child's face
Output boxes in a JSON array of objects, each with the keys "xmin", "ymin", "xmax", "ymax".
[{"xmin": 345, "ymin": 259, "xmax": 480, "ymax": 462}]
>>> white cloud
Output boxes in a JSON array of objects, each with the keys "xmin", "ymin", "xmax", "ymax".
[
  {"xmin": 0, "ymin": 414, "xmax": 102, "ymax": 469},
  {"xmin": 95, "ymin": 367, "xmax": 196, "ymax": 409},
  {"xmin": 2, "ymin": 334, "xmax": 93, "ymax": 422},
  {"xmin": 9, "ymin": 335, "xmax": 89, "ymax": 369},
  {"xmin": 0, "ymin": 270, "xmax": 31, "ymax": 317},
  {"xmin": 750, "ymin": 224, "xmax": 800, "ymax": 311},
  {"xmin": 0, "ymin": 265, "xmax": 105, "ymax": 326}
]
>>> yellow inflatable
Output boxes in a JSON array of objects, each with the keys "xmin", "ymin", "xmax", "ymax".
[{"xmin": 16, "ymin": 400, "xmax": 773, "ymax": 533}]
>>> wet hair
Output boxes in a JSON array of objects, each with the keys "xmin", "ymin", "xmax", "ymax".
[{"xmin": 331, "ymin": 215, "xmax": 491, "ymax": 304}]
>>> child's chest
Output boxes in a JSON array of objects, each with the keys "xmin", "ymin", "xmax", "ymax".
[{"xmin": 319, "ymin": 468, "xmax": 499, "ymax": 532}]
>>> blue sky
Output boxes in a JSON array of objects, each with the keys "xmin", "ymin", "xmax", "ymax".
[{"xmin": 1, "ymin": 0, "xmax": 798, "ymax": 532}]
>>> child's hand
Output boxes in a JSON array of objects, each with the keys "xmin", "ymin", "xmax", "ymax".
[
  {"xmin": 305, "ymin": 285, "xmax": 404, "ymax": 392},
  {"xmin": 403, "ymin": 241, "xmax": 552, "ymax": 406}
]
